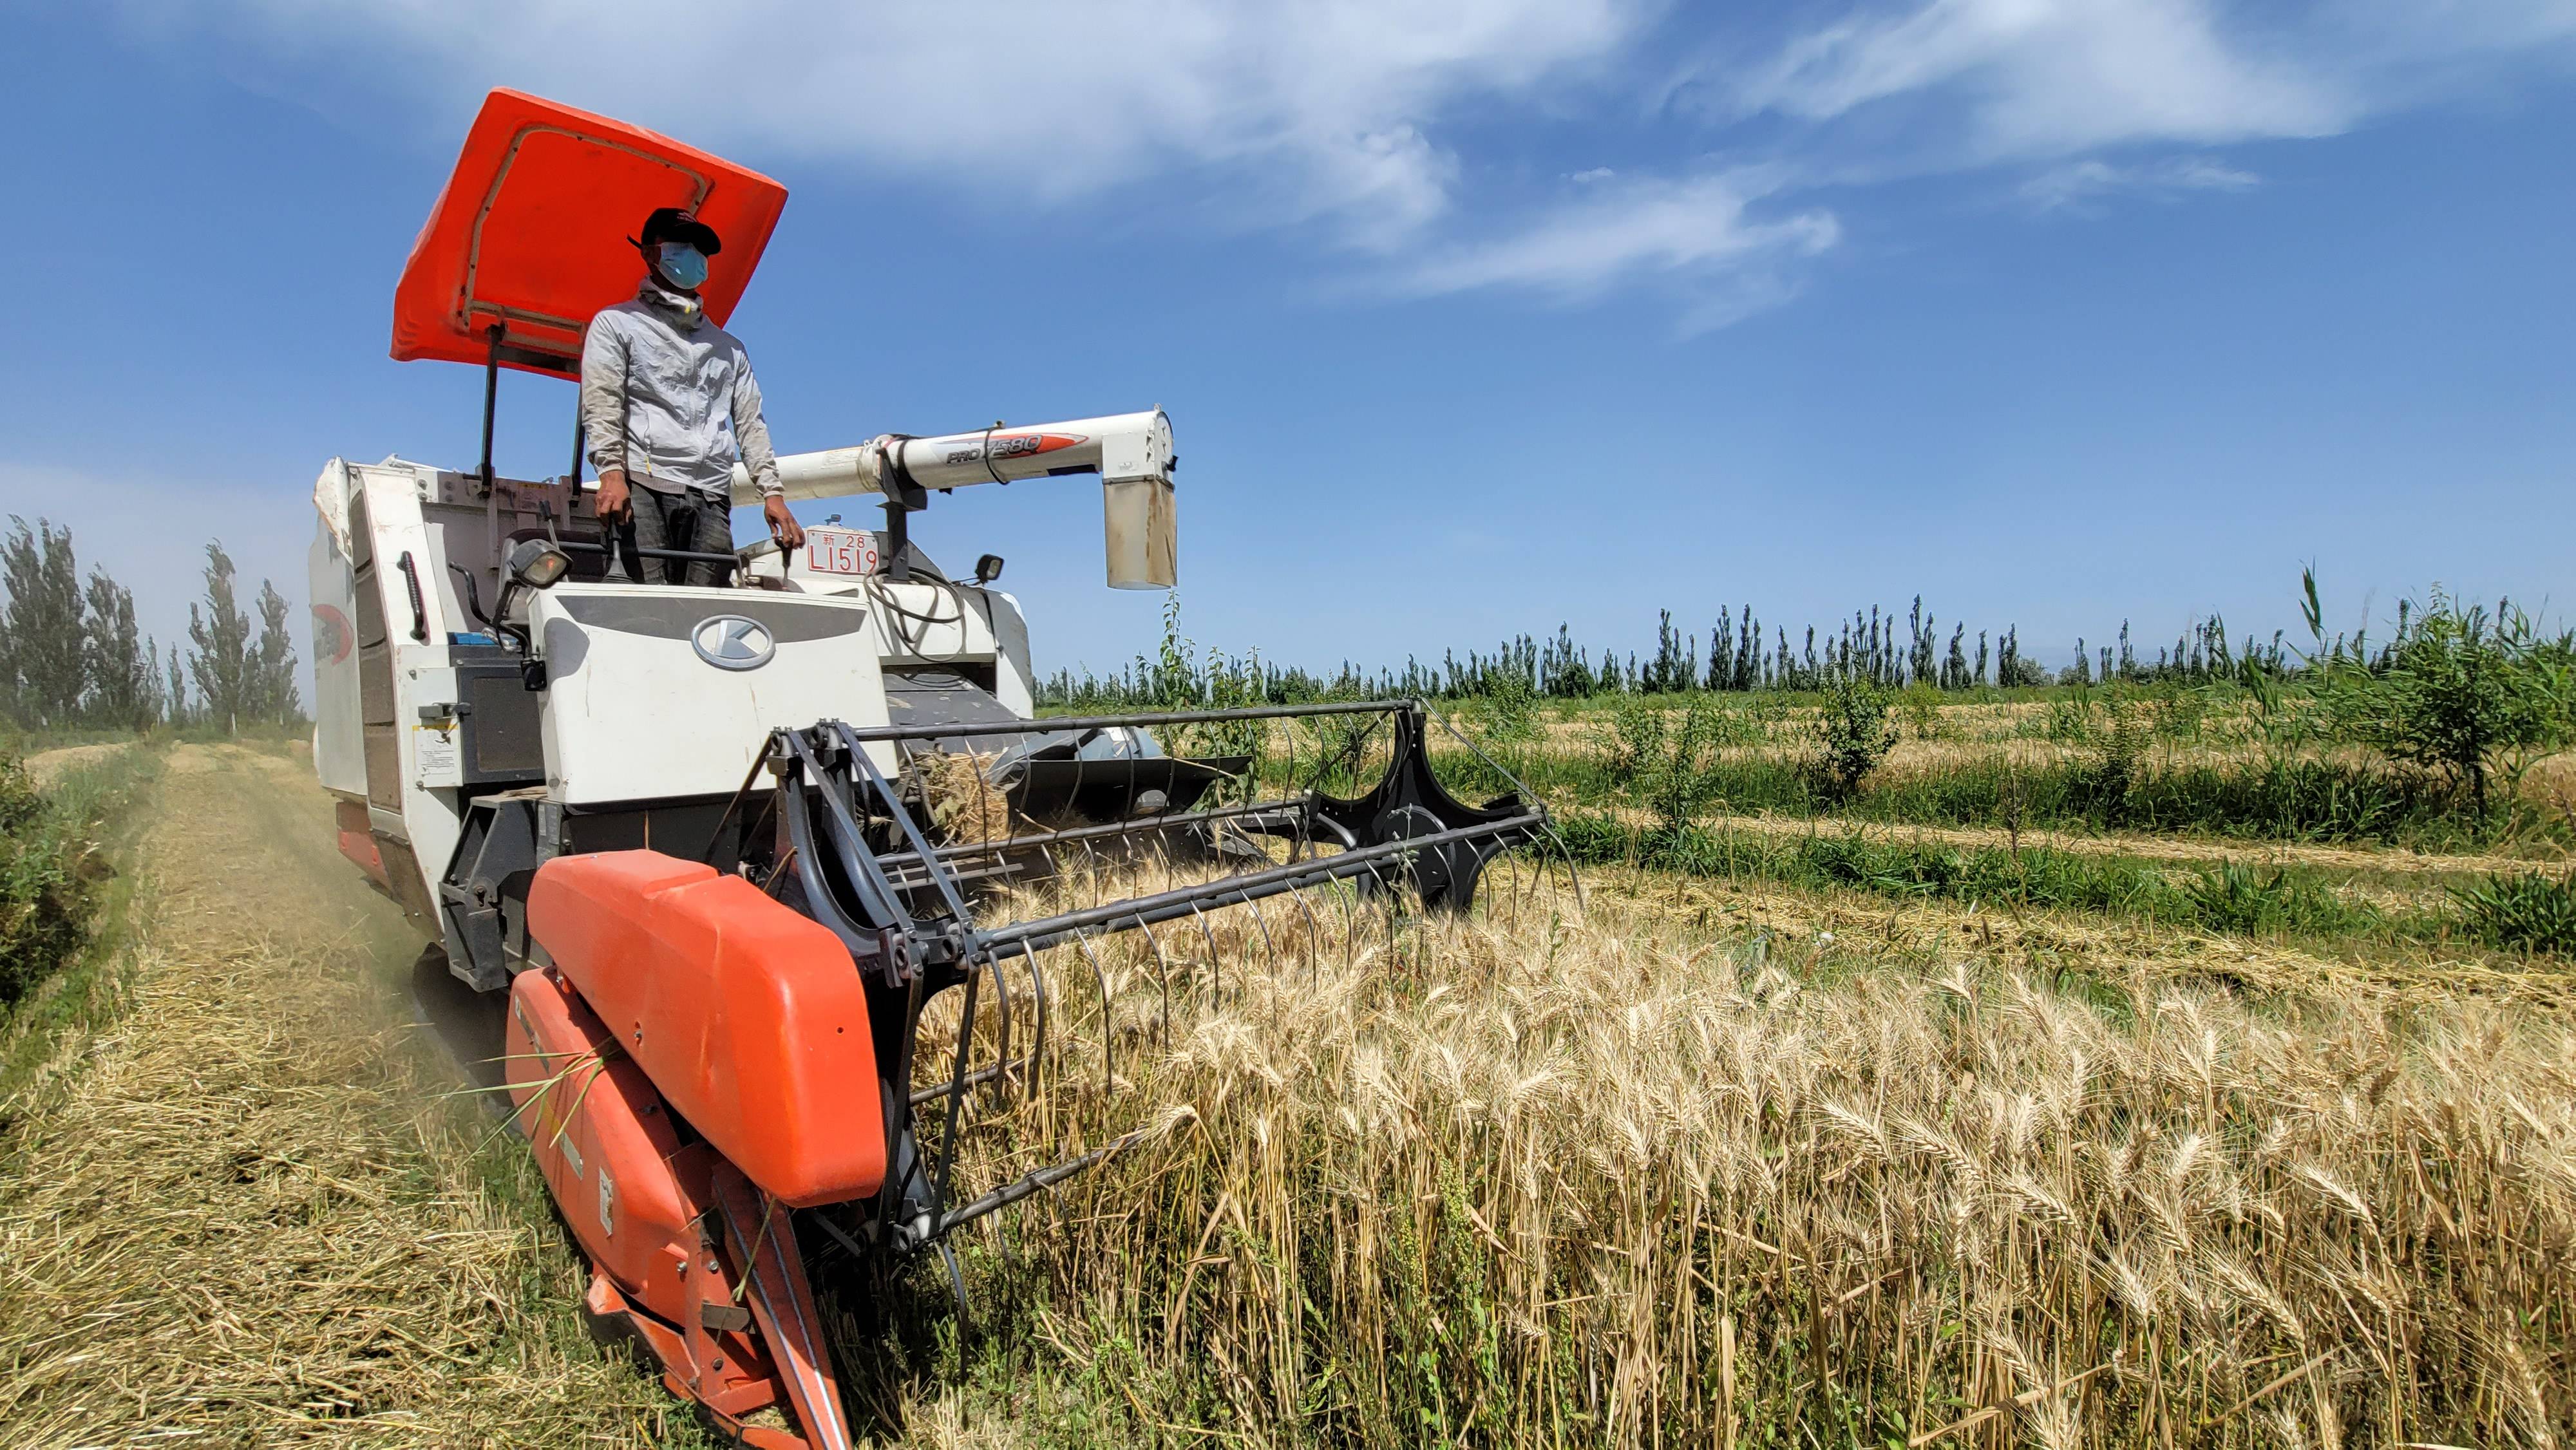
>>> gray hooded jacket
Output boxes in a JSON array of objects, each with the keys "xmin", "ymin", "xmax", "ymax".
[{"xmin": 579, "ymin": 282, "xmax": 782, "ymax": 500}]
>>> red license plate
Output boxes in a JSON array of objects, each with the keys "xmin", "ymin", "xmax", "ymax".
[{"xmin": 806, "ymin": 526, "xmax": 880, "ymax": 577}]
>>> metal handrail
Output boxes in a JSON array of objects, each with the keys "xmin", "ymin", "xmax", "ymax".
[
  {"xmin": 840, "ymin": 697, "xmax": 1418, "ymax": 744},
  {"xmin": 976, "ymin": 809, "xmax": 1548, "ymax": 957}
]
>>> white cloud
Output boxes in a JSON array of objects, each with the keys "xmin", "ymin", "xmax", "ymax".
[
  {"xmin": 1724, "ymin": 0, "xmax": 2352, "ymax": 160},
  {"xmin": 1397, "ymin": 170, "xmax": 1840, "ymax": 332},
  {"xmin": 121, "ymin": 0, "xmax": 1648, "ymax": 248},
  {"xmin": 108, "ymin": 0, "xmax": 2576, "ymax": 328},
  {"xmin": 1714, "ymin": 0, "xmax": 2576, "ymax": 166},
  {"xmin": 2020, "ymin": 154, "xmax": 2260, "ymax": 211}
]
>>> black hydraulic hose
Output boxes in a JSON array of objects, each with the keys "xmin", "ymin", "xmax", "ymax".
[
  {"xmin": 775, "ymin": 767, "xmax": 877, "ymax": 957},
  {"xmin": 446, "ymin": 563, "xmax": 493, "ymax": 628},
  {"xmin": 699, "ymin": 733, "xmax": 781, "ymax": 867},
  {"xmin": 478, "ymin": 324, "xmax": 501, "ymax": 496},
  {"xmin": 978, "ymin": 426, "xmax": 1007, "ymax": 486},
  {"xmin": 829, "ymin": 722, "xmax": 978, "ymax": 930},
  {"xmin": 786, "ymin": 731, "xmax": 919, "ymax": 938},
  {"xmin": 866, "ymin": 574, "xmax": 973, "ymax": 665}
]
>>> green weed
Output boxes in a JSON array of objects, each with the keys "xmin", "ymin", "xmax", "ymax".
[
  {"xmin": 1557, "ymin": 814, "xmax": 2403, "ymax": 944},
  {"xmin": 2452, "ymin": 868, "xmax": 2576, "ymax": 956},
  {"xmin": 1, "ymin": 753, "xmax": 112, "ymax": 1008},
  {"xmin": 1812, "ymin": 677, "xmax": 1897, "ymax": 802}
]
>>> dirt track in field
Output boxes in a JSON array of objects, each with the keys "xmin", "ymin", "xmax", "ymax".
[{"xmin": 0, "ymin": 745, "xmax": 687, "ymax": 1447}]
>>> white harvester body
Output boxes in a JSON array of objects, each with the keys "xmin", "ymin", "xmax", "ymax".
[{"xmin": 307, "ymin": 411, "xmax": 1166, "ymax": 988}]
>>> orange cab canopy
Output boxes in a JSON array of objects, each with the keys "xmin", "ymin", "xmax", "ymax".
[{"xmin": 391, "ymin": 89, "xmax": 788, "ymax": 377}]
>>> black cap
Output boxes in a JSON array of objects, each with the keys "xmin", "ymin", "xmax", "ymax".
[{"xmin": 636, "ymin": 206, "xmax": 722, "ymax": 256}]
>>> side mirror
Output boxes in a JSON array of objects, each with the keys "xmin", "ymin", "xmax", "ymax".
[
  {"xmin": 494, "ymin": 539, "xmax": 572, "ymax": 660},
  {"xmin": 974, "ymin": 554, "xmax": 1005, "ymax": 585},
  {"xmin": 508, "ymin": 539, "xmax": 573, "ymax": 590}
]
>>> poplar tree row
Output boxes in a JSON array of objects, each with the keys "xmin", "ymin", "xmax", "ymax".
[
  {"xmin": 0, "ymin": 517, "xmax": 301, "ymax": 735},
  {"xmin": 1041, "ymin": 595, "xmax": 2297, "ymax": 708}
]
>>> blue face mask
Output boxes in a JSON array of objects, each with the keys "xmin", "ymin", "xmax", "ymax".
[{"xmin": 652, "ymin": 241, "xmax": 708, "ymax": 290}]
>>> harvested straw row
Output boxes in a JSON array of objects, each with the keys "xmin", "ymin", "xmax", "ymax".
[
  {"xmin": 0, "ymin": 747, "xmax": 688, "ymax": 1446},
  {"xmin": 913, "ymin": 748, "xmax": 1019, "ymax": 846}
]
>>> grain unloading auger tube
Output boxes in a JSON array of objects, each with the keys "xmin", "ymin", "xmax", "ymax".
[
  {"xmin": 507, "ymin": 700, "xmax": 1567, "ymax": 1448},
  {"xmin": 728, "ymin": 410, "xmax": 1177, "ymax": 592}
]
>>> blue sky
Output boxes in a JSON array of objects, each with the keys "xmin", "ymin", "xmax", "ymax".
[{"xmin": 5, "ymin": 1, "xmax": 2572, "ymax": 688}]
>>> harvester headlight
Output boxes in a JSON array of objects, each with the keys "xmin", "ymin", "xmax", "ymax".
[
  {"xmin": 509, "ymin": 539, "xmax": 573, "ymax": 590},
  {"xmin": 974, "ymin": 554, "xmax": 1005, "ymax": 585}
]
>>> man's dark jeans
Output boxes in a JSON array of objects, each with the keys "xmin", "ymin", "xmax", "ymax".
[{"xmin": 617, "ymin": 487, "xmax": 735, "ymax": 587}]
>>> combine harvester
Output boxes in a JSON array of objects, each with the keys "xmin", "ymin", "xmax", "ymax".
[{"xmin": 310, "ymin": 91, "xmax": 1557, "ymax": 1447}]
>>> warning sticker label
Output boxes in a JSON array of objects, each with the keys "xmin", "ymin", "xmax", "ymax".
[{"xmin": 414, "ymin": 727, "xmax": 459, "ymax": 778}]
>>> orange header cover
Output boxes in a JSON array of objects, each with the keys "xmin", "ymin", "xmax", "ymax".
[{"xmin": 390, "ymin": 89, "xmax": 788, "ymax": 376}]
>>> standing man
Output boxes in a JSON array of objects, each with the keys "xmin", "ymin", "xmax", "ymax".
[{"xmin": 582, "ymin": 206, "xmax": 804, "ymax": 585}]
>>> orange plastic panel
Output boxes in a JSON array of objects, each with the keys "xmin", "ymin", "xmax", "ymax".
[
  {"xmin": 333, "ymin": 798, "xmax": 388, "ymax": 890},
  {"xmin": 391, "ymin": 89, "xmax": 788, "ymax": 375},
  {"xmin": 505, "ymin": 967, "xmax": 708, "ymax": 1323},
  {"xmin": 526, "ymin": 851, "xmax": 884, "ymax": 1208}
]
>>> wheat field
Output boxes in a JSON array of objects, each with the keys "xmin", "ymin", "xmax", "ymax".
[
  {"xmin": 6, "ymin": 728, "xmax": 2571, "ymax": 1447},
  {"xmin": 901, "ymin": 854, "xmax": 2576, "ymax": 1449}
]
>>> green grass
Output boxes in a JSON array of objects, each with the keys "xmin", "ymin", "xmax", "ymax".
[
  {"xmin": 1060, "ymin": 683, "xmax": 2547, "ymax": 852},
  {"xmin": 0, "ymin": 720, "xmax": 307, "ymax": 756},
  {"xmin": 1549, "ymin": 812, "xmax": 2537, "ymax": 951},
  {"xmin": 2451, "ymin": 867, "xmax": 2576, "ymax": 956},
  {"xmin": 0, "ymin": 747, "xmax": 155, "ymax": 1010},
  {"xmin": 1427, "ymin": 720, "xmax": 2535, "ymax": 854},
  {"xmin": 1798, "ymin": 751, "xmax": 2489, "ymax": 847},
  {"xmin": 0, "ymin": 745, "xmax": 160, "ymax": 1124},
  {"xmin": 0, "ymin": 761, "xmax": 90, "ymax": 1012}
]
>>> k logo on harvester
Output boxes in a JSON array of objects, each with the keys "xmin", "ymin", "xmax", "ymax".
[{"xmin": 691, "ymin": 615, "xmax": 776, "ymax": 670}]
